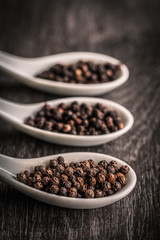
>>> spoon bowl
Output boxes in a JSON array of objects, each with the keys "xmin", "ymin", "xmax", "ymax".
[
  {"xmin": 0, "ymin": 51, "xmax": 129, "ymax": 96},
  {"xmin": 0, "ymin": 152, "xmax": 137, "ymax": 209},
  {"xmin": 0, "ymin": 97, "xmax": 134, "ymax": 146}
]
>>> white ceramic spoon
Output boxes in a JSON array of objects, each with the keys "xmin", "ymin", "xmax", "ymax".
[
  {"xmin": 0, "ymin": 97, "xmax": 134, "ymax": 146},
  {"xmin": 0, "ymin": 152, "xmax": 137, "ymax": 209},
  {"xmin": 0, "ymin": 51, "xmax": 129, "ymax": 96}
]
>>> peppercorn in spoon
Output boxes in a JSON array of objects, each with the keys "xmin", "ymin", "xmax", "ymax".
[
  {"xmin": 0, "ymin": 152, "xmax": 137, "ymax": 209},
  {"xmin": 0, "ymin": 97, "xmax": 134, "ymax": 146},
  {"xmin": 0, "ymin": 51, "xmax": 129, "ymax": 96}
]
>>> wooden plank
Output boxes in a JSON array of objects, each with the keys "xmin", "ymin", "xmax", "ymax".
[{"xmin": 0, "ymin": 0, "xmax": 160, "ymax": 239}]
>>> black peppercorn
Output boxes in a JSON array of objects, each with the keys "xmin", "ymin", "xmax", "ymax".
[
  {"xmin": 89, "ymin": 186, "xmax": 95, "ymax": 191},
  {"xmin": 87, "ymin": 168, "xmax": 98, "ymax": 177},
  {"xmin": 42, "ymin": 176, "xmax": 50, "ymax": 186},
  {"xmin": 50, "ymin": 159, "xmax": 58, "ymax": 168},
  {"xmin": 45, "ymin": 169, "xmax": 53, "ymax": 177},
  {"xmin": 65, "ymin": 167, "xmax": 74, "ymax": 176},
  {"xmin": 24, "ymin": 170, "xmax": 31, "ymax": 178},
  {"xmin": 109, "ymin": 160, "xmax": 118, "ymax": 167},
  {"xmin": 27, "ymin": 177, "xmax": 33, "ymax": 186},
  {"xmin": 68, "ymin": 187, "xmax": 78, "ymax": 198},
  {"xmin": 73, "ymin": 181, "xmax": 81, "ymax": 190},
  {"xmin": 97, "ymin": 173, "xmax": 106, "ymax": 183},
  {"xmin": 63, "ymin": 163, "xmax": 69, "ymax": 169},
  {"xmin": 115, "ymin": 119, "xmax": 124, "ymax": 130},
  {"xmin": 73, "ymin": 163, "xmax": 81, "ymax": 168},
  {"xmin": 69, "ymin": 162, "xmax": 75, "ymax": 167},
  {"xmin": 116, "ymin": 172, "xmax": 126, "ymax": 185},
  {"xmin": 81, "ymin": 160, "xmax": 90, "ymax": 171},
  {"xmin": 98, "ymin": 164, "xmax": 105, "ymax": 172},
  {"xmin": 107, "ymin": 173, "xmax": 117, "ymax": 183},
  {"xmin": 75, "ymin": 167, "xmax": 84, "ymax": 177},
  {"xmin": 43, "ymin": 103, "xmax": 51, "ymax": 111},
  {"xmin": 88, "ymin": 177, "xmax": 96, "ymax": 187},
  {"xmin": 17, "ymin": 172, "xmax": 27, "ymax": 183},
  {"xmin": 99, "ymin": 168, "xmax": 107, "ymax": 177},
  {"xmin": 74, "ymin": 117, "xmax": 82, "ymax": 125},
  {"xmin": 46, "ymin": 166, "xmax": 51, "ymax": 170},
  {"xmin": 56, "ymin": 123, "xmax": 64, "ymax": 131},
  {"xmin": 56, "ymin": 164, "xmax": 65, "ymax": 173},
  {"xmin": 98, "ymin": 160, "xmax": 108, "ymax": 169},
  {"xmin": 51, "ymin": 176, "xmax": 60, "ymax": 185},
  {"xmin": 34, "ymin": 171, "xmax": 42, "ymax": 177},
  {"xmin": 59, "ymin": 187, "xmax": 67, "ymax": 196},
  {"xmin": 27, "ymin": 117, "xmax": 35, "ymax": 127},
  {"xmin": 35, "ymin": 165, "xmax": 46, "ymax": 173},
  {"xmin": 93, "ymin": 109, "xmax": 104, "ymax": 120},
  {"xmin": 80, "ymin": 184, "xmax": 88, "ymax": 193},
  {"xmin": 53, "ymin": 171, "xmax": 61, "ymax": 178},
  {"xmin": 36, "ymin": 110, "xmax": 45, "ymax": 118},
  {"xmin": 33, "ymin": 182, "xmax": 43, "ymax": 190},
  {"xmin": 71, "ymin": 101, "xmax": 80, "ymax": 112},
  {"xmin": 95, "ymin": 189, "xmax": 103, "ymax": 198},
  {"xmin": 88, "ymin": 159, "xmax": 96, "ymax": 168},
  {"xmin": 112, "ymin": 181, "xmax": 122, "ymax": 192},
  {"xmin": 120, "ymin": 165, "xmax": 130, "ymax": 174},
  {"xmin": 101, "ymin": 181, "xmax": 111, "ymax": 192},
  {"xmin": 63, "ymin": 181, "xmax": 72, "ymax": 189},
  {"xmin": 50, "ymin": 185, "xmax": 59, "ymax": 194},
  {"xmin": 85, "ymin": 189, "xmax": 95, "ymax": 198},
  {"xmin": 62, "ymin": 124, "xmax": 71, "ymax": 133},
  {"xmin": 32, "ymin": 174, "xmax": 42, "ymax": 183},
  {"xmin": 67, "ymin": 175, "xmax": 75, "ymax": 184},
  {"xmin": 107, "ymin": 165, "xmax": 116, "ymax": 174},
  {"xmin": 105, "ymin": 116, "xmax": 114, "ymax": 129},
  {"xmin": 57, "ymin": 156, "xmax": 64, "ymax": 164},
  {"xmin": 83, "ymin": 119, "xmax": 89, "ymax": 127},
  {"xmin": 107, "ymin": 189, "xmax": 114, "ymax": 195},
  {"xmin": 61, "ymin": 174, "xmax": 68, "ymax": 182},
  {"xmin": 58, "ymin": 102, "xmax": 67, "ymax": 110},
  {"xmin": 43, "ymin": 121, "xmax": 53, "ymax": 131},
  {"xmin": 96, "ymin": 103, "xmax": 104, "ymax": 111},
  {"xmin": 52, "ymin": 168, "xmax": 56, "ymax": 174},
  {"xmin": 36, "ymin": 117, "xmax": 45, "ymax": 128},
  {"xmin": 77, "ymin": 177, "xmax": 84, "ymax": 186}
]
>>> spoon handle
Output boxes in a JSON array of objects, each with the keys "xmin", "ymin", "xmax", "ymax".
[
  {"xmin": 0, "ymin": 154, "xmax": 19, "ymax": 172},
  {"xmin": 0, "ymin": 155, "xmax": 16, "ymax": 180},
  {"xmin": 0, "ymin": 168, "xmax": 16, "ymax": 178},
  {"xmin": 0, "ymin": 98, "xmax": 25, "ymax": 124},
  {"xmin": 0, "ymin": 154, "xmax": 30, "ymax": 175},
  {"xmin": 0, "ymin": 51, "xmax": 25, "ymax": 73},
  {"xmin": 0, "ymin": 51, "xmax": 37, "ymax": 76},
  {"xmin": 0, "ymin": 98, "xmax": 25, "ymax": 114},
  {"xmin": 0, "ymin": 50, "xmax": 26, "ymax": 64}
]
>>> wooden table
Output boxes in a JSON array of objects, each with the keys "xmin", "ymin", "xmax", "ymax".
[{"xmin": 0, "ymin": 0, "xmax": 160, "ymax": 239}]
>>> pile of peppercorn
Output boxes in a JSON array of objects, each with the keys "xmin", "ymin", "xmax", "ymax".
[
  {"xmin": 36, "ymin": 61, "xmax": 121, "ymax": 84},
  {"xmin": 17, "ymin": 156, "xmax": 130, "ymax": 198},
  {"xmin": 26, "ymin": 102, "xmax": 124, "ymax": 135}
]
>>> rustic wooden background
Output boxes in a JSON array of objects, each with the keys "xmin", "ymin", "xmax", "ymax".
[{"xmin": 0, "ymin": 0, "xmax": 160, "ymax": 239}]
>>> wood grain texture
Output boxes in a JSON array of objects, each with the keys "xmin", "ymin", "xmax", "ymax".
[{"xmin": 0, "ymin": 0, "xmax": 160, "ymax": 239}]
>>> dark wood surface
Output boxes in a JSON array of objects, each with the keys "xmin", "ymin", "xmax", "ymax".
[{"xmin": 0, "ymin": 0, "xmax": 160, "ymax": 239}]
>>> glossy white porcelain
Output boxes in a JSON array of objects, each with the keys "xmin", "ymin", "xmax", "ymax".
[
  {"xmin": 0, "ymin": 97, "xmax": 134, "ymax": 146},
  {"xmin": 0, "ymin": 51, "xmax": 129, "ymax": 96},
  {"xmin": 0, "ymin": 152, "xmax": 137, "ymax": 209}
]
